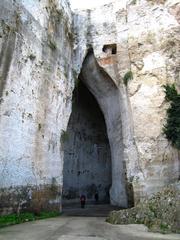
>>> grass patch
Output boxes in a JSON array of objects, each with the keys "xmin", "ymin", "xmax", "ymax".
[{"xmin": 0, "ymin": 211, "xmax": 60, "ymax": 228}]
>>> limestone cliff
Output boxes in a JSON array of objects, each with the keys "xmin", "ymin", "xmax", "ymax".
[
  {"xmin": 0, "ymin": 0, "xmax": 74, "ymax": 214},
  {"xmin": 73, "ymin": 0, "xmax": 180, "ymax": 205},
  {"xmin": 0, "ymin": 0, "xmax": 179, "ymax": 214}
]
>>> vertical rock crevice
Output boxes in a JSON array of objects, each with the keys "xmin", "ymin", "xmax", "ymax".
[{"xmin": 0, "ymin": 26, "xmax": 16, "ymax": 99}]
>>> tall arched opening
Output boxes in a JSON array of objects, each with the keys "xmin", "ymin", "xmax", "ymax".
[
  {"xmin": 63, "ymin": 50, "xmax": 129, "ymax": 208},
  {"xmin": 63, "ymin": 81, "xmax": 112, "ymax": 204}
]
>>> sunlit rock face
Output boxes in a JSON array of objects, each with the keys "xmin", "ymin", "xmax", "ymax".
[
  {"xmin": 0, "ymin": 0, "xmax": 179, "ymax": 214},
  {"xmin": 0, "ymin": 0, "xmax": 73, "ymax": 214},
  {"xmin": 73, "ymin": 0, "xmax": 180, "ymax": 205}
]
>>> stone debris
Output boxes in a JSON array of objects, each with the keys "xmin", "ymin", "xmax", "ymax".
[{"xmin": 107, "ymin": 183, "xmax": 180, "ymax": 233}]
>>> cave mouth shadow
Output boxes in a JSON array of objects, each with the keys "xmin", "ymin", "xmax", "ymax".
[
  {"xmin": 62, "ymin": 48, "xmax": 135, "ymax": 209},
  {"xmin": 62, "ymin": 80, "xmax": 112, "ymax": 206}
]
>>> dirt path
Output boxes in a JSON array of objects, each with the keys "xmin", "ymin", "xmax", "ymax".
[{"xmin": 0, "ymin": 216, "xmax": 179, "ymax": 240}]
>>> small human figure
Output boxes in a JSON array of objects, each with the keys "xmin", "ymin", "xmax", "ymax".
[
  {"xmin": 80, "ymin": 194, "xmax": 86, "ymax": 208},
  {"xmin": 95, "ymin": 192, "xmax": 99, "ymax": 203}
]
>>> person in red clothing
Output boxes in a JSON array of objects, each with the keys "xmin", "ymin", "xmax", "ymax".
[{"xmin": 80, "ymin": 194, "xmax": 86, "ymax": 208}]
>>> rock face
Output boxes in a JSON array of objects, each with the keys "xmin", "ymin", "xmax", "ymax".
[
  {"xmin": 106, "ymin": 182, "xmax": 180, "ymax": 234},
  {"xmin": 79, "ymin": 51, "xmax": 129, "ymax": 207},
  {"xmin": 73, "ymin": 0, "xmax": 180, "ymax": 206},
  {"xmin": 0, "ymin": 0, "xmax": 73, "ymax": 214},
  {"xmin": 0, "ymin": 0, "xmax": 179, "ymax": 214}
]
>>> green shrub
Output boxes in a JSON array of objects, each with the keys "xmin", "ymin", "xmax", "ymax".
[
  {"xmin": 163, "ymin": 84, "xmax": 180, "ymax": 150},
  {"xmin": 123, "ymin": 71, "xmax": 133, "ymax": 86}
]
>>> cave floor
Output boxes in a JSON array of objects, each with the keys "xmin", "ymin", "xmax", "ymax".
[
  {"xmin": 0, "ymin": 207, "xmax": 179, "ymax": 240},
  {"xmin": 62, "ymin": 203, "xmax": 122, "ymax": 217}
]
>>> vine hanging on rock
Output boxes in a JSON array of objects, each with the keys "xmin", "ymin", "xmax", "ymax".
[{"xmin": 163, "ymin": 84, "xmax": 180, "ymax": 150}]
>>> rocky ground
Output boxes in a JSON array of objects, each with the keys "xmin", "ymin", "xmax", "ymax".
[{"xmin": 107, "ymin": 183, "xmax": 180, "ymax": 234}]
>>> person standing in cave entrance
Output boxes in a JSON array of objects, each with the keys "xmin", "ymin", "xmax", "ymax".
[
  {"xmin": 95, "ymin": 192, "xmax": 99, "ymax": 204},
  {"xmin": 80, "ymin": 194, "xmax": 86, "ymax": 208}
]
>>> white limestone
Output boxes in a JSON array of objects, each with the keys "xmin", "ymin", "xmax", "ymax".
[{"xmin": 0, "ymin": 0, "xmax": 179, "ymax": 212}]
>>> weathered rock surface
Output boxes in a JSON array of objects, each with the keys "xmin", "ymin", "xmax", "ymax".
[
  {"xmin": 0, "ymin": 0, "xmax": 179, "ymax": 214},
  {"xmin": 73, "ymin": 0, "xmax": 180, "ymax": 205},
  {"xmin": 0, "ymin": 0, "xmax": 74, "ymax": 214},
  {"xmin": 107, "ymin": 182, "xmax": 180, "ymax": 234}
]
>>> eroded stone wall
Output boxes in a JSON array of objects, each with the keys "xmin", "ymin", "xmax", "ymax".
[
  {"xmin": 73, "ymin": 0, "xmax": 180, "ymax": 204},
  {"xmin": 79, "ymin": 51, "xmax": 128, "ymax": 207},
  {"xmin": 0, "ymin": 0, "xmax": 73, "ymax": 214},
  {"xmin": 0, "ymin": 0, "xmax": 179, "ymax": 213}
]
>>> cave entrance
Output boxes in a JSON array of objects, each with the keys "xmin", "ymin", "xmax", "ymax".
[
  {"xmin": 62, "ymin": 80, "xmax": 112, "ymax": 205},
  {"xmin": 63, "ymin": 50, "xmax": 129, "ymax": 209}
]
